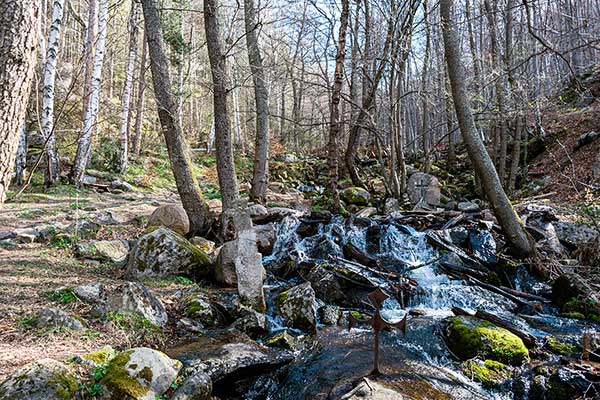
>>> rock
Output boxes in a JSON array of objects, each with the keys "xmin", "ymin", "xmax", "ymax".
[
  {"xmin": 75, "ymin": 239, "xmax": 130, "ymax": 266},
  {"xmin": 127, "ymin": 227, "xmax": 212, "ymax": 279},
  {"xmin": 109, "ymin": 282, "xmax": 168, "ymax": 326},
  {"xmin": 303, "ymin": 265, "xmax": 344, "ymax": 304},
  {"xmin": 406, "ymin": 172, "xmax": 441, "ymax": 206},
  {"xmin": 574, "ymin": 130, "xmax": 598, "ymax": 150},
  {"xmin": 340, "ymin": 377, "xmax": 405, "ymax": 399},
  {"xmin": 79, "ymin": 347, "xmax": 115, "ymax": 367},
  {"xmin": 280, "ymin": 153, "xmax": 298, "ymax": 163},
  {"xmin": 340, "ymin": 187, "xmax": 371, "ymax": 206},
  {"xmin": 65, "ymin": 219, "xmax": 100, "ymax": 239},
  {"xmin": 246, "ymin": 204, "xmax": 268, "ymax": 219},
  {"xmin": 254, "ymin": 223, "xmax": 275, "ymax": 255},
  {"xmin": 318, "ymin": 305, "xmax": 342, "ymax": 326},
  {"xmin": 355, "ymin": 207, "xmax": 377, "ymax": 218},
  {"xmin": 553, "ymin": 221, "xmax": 598, "ymax": 246},
  {"xmin": 231, "ymin": 305, "xmax": 269, "ymax": 338},
  {"xmin": 551, "ymin": 272, "xmax": 600, "ymax": 318},
  {"xmin": 277, "ymin": 282, "xmax": 318, "ymax": 333},
  {"xmin": 14, "ymin": 227, "xmax": 39, "ymax": 243},
  {"xmin": 74, "ymin": 282, "xmax": 106, "ymax": 304},
  {"xmin": 35, "ymin": 307, "xmax": 86, "ymax": 330},
  {"xmin": 171, "ymin": 372, "xmax": 212, "ymax": 400},
  {"xmin": 147, "ymin": 204, "xmax": 190, "ymax": 236},
  {"xmin": 181, "ymin": 291, "xmax": 220, "ymax": 328},
  {"xmin": 444, "ymin": 316, "xmax": 529, "ymax": 366},
  {"xmin": 457, "ymin": 201, "xmax": 480, "ymax": 212},
  {"xmin": 468, "ymin": 229, "xmax": 498, "ymax": 265},
  {"xmin": 383, "ymin": 198, "xmax": 400, "ymax": 214},
  {"xmin": 461, "ymin": 359, "xmax": 513, "ymax": 389},
  {"xmin": 0, "ymin": 358, "xmax": 78, "ymax": 400},
  {"xmin": 189, "ymin": 236, "xmax": 216, "ymax": 256},
  {"xmin": 593, "ymin": 152, "xmax": 600, "ymax": 182},
  {"xmin": 263, "ymin": 330, "xmax": 300, "ymax": 351},
  {"xmin": 110, "ymin": 179, "xmax": 135, "ymax": 192},
  {"xmin": 94, "ymin": 210, "xmax": 129, "ymax": 225},
  {"xmin": 82, "ymin": 175, "xmax": 97, "ymax": 185},
  {"xmin": 100, "ymin": 347, "xmax": 182, "ymax": 400}
]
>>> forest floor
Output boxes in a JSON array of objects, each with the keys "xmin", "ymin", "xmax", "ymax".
[{"xmin": 0, "ymin": 186, "xmax": 190, "ymax": 378}]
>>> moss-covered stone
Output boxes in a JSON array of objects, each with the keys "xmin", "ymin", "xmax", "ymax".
[
  {"xmin": 462, "ymin": 359, "xmax": 512, "ymax": 389},
  {"xmin": 101, "ymin": 351, "xmax": 149, "ymax": 400},
  {"xmin": 546, "ymin": 337, "xmax": 577, "ymax": 354},
  {"xmin": 82, "ymin": 347, "xmax": 114, "ymax": 366},
  {"xmin": 0, "ymin": 358, "xmax": 78, "ymax": 400},
  {"xmin": 445, "ymin": 316, "xmax": 529, "ymax": 366},
  {"xmin": 340, "ymin": 187, "xmax": 371, "ymax": 206}
]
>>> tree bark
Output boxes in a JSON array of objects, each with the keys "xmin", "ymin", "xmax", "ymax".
[
  {"xmin": 327, "ymin": 0, "xmax": 350, "ymax": 212},
  {"xmin": 81, "ymin": 0, "xmax": 97, "ymax": 119},
  {"xmin": 245, "ymin": 0, "xmax": 270, "ymax": 204},
  {"xmin": 204, "ymin": 0, "xmax": 240, "ymax": 211},
  {"xmin": 71, "ymin": 0, "xmax": 109, "ymax": 185},
  {"xmin": 15, "ymin": 125, "xmax": 27, "ymax": 186},
  {"xmin": 140, "ymin": 0, "xmax": 210, "ymax": 235},
  {"xmin": 0, "ymin": 0, "xmax": 38, "ymax": 205},
  {"xmin": 119, "ymin": 0, "xmax": 141, "ymax": 174},
  {"xmin": 440, "ymin": 0, "xmax": 533, "ymax": 257},
  {"xmin": 41, "ymin": 0, "xmax": 66, "ymax": 187},
  {"xmin": 132, "ymin": 30, "xmax": 148, "ymax": 157}
]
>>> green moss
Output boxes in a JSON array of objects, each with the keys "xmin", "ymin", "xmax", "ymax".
[
  {"xmin": 278, "ymin": 290, "xmax": 289, "ymax": 303},
  {"xmin": 138, "ymin": 367, "xmax": 153, "ymax": 383},
  {"xmin": 462, "ymin": 359, "xmax": 511, "ymax": 389},
  {"xmin": 446, "ymin": 317, "xmax": 484, "ymax": 360},
  {"xmin": 546, "ymin": 337, "xmax": 577, "ymax": 354},
  {"xmin": 49, "ymin": 372, "xmax": 78, "ymax": 400},
  {"xmin": 186, "ymin": 299, "xmax": 208, "ymax": 318},
  {"xmin": 101, "ymin": 350, "xmax": 150, "ymax": 400},
  {"xmin": 475, "ymin": 325, "xmax": 529, "ymax": 365},
  {"xmin": 561, "ymin": 312, "xmax": 585, "ymax": 320},
  {"xmin": 82, "ymin": 348, "xmax": 114, "ymax": 365}
]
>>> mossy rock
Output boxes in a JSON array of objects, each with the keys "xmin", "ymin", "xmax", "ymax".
[
  {"xmin": 82, "ymin": 347, "xmax": 114, "ymax": 366},
  {"xmin": 545, "ymin": 337, "xmax": 577, "ymax": 355},
  {"xmin": 444, "ymin": 316, "xmax": 529, "ymax": 366},
  {"xmin": 462, "ymin": 359, "xmax": 512, "ymax": 389},
  {"xmin": 340, "ymin": 187, "xmax": 371, "ymax": 206},
  {"xmin": 0, "ymin": 358, "xmax": 78, "ymax": 400}
]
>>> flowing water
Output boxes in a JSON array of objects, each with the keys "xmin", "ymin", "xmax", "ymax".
[{"xmin": 256, "ymin": 215, "xmax": 598, "ymax": 399}]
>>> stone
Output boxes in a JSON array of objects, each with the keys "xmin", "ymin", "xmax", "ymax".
[
  {"xmin": 74, "ymin": 282, "xmax": 106, "ymax": 304},
  {"xmin": 100, "ymin": 347, "xmax": 182, "ymax": 400},
  {"xmin": 171, "ymin": 372, "xmax": 212, "ymax": 400},
  {"xmin": 14, "ymin": 227, "xmax": 39, "ymax": 243},
  {"xmin": 246, "ymin": 204, "xmax": 268, "ymax": 219},
  {"xmin": 340, "ymin": 187, "xmax": 371, "ymax": 206},
  {"xmin": 280, "ymin": 153, "xmax": 298, "ymax": 163},
  {"xmin": 303, "ymin": 265, "xmax": 345, "ymax": 304},
  {"xmin": 574, "ymin": 130, "xmax": 598, "ymax": 150},
  {"xmin": 109, "ymin": 282, "xmax": 168, "ymax": 326},
  {"xmin": 190, "ymin": 236, "xmax": 216, "ymax": 256},
  {"xmin": 0, "ymin": 358, "xmax": 78, "ymax": 400},
  {"xmin": 147, "ymin": 204, "xmax": 190, "ymax": 236},
  {"xmin": 277, "ymin": 282, "xmax": 318, "ymax": 333},
  {"xmin": 35, "ymin": 307, "xmax": 85, "ymax": 330},
  {"xmin": 383, "ymin": 198, "xmax": 400, "ymax": 214},
  {"xmin": 340, "ymin": 377, "xmax": 405, "ymax": 399},
  {"xmin": 461, "ymin": 359, "xmax": 513, "ymax": 389},
  {"xmin": 593, "ymin": 152, "xmax": 600, "ymax": 182},
  {"xmin": 551, "ymin": 272, "xmax": 600, "ymax": 317},
  {"xmin": 355, "ymin": 207, "xmax": 377, "ymax": 218},
  {"xmin": 231, "ymin": 305, "xmax": 270, "ymax": 339},
  {"xmin": 181, "ymin": 291, "xmax": 219, "ymax": 328},
  {"xmin": 444, "ymin": 316, "xmax": 529, "ymax": 366},
  {"xmin": 254, "ymin": 223, "xmax": 275, "ymax": 255},
  {"xmin": 457, "ymin": 201, "xmax": 480, "ymax": 212},
  {"xmin": 110, "ymin": 179, "xmax": 135, "ymax": 192},
  {"xmin": 65, "ymin": 219, "xmax": 100, "ymax": 239},
  {"xmin": 406, "ymin": 172, "xmax": 441, "ymax": 206},
  {"xmin": 75, "ymin": 239, "xmax": 130, "ymax": 266},
  {"xmin": 127, "ymin": 227, "xmax": 212, "ymax": 279},
  {"xmin": 94, "ymin": 211, "xmax": 129, "ymax": 226},
  {"xmin": 553, "ymin": 221, "xmax": 598, "ymax": 246},
  {"xmin": 79, "ymin": 346, "xmax": 115, "ymax": 367},
  {"xmin": 468, "ymin": 229, "xmax": 498, "ymax": 265},
  {"xmin": 264, "ymin": 330, "xmax": 300, "ymax": 351},
  {"xmin": 318, "ymin": 305, "xmax": 341, "ymax": 326},
  {"xmin": 82, "ymin": 175, "xmax": 97, "ymax": 185}
]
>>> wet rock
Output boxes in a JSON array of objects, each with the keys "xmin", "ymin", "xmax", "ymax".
[
  {"xmin": 100, "ymin": 347, "xmax": 182, "ymax": 400},
  {"xmin": 254, "ymin": 223, "xmax": 275, "ymax": 256},
  {"xmin": 231, "ymin": 305, "xmax": 269, "ymax": 339},
  {"xmin": 468, "ymin": 229, "xmax": 498, "ymax": 265},
  {"xmin": 147, "ymin": 204, "xmax": 190, "ymax": 236},
  {"xmin": 0, "ymin": 358, "xmax": 78, "ymax": 400},
  {"xmin": 340, "ymin": 187, "xmax": 371, "ymax": 206},
  {"xmin": 75, "ymin": 239, "xmax": 130, "ymax": 266},
  {"xmin": 277, "ymin": 282, "xmax": 317, "ymax": 333},
  {"xmin": 340, "ymin": 377, "xmax": 405, "ymax": 399},
  {"xmin": 127, "ymin": 227, "xmax": 212, "ymax": 279},
  {"xmin": 553, "ymin": 221, "xmax": 598, "ymax": 247},
  {"xmin": 263, "ymin": 330, "xmax": 300, "ymax": 351},
  {"xmin": 444, "ymin": 316, "xmax": 529, "ymax": 366},
  {"xmin": 551, "ymin": 272, "xmax": 600, "ymax": 317},
  {"xmin": 303, "ymin": 265, "xmax": 345, "ymax": 304},
  {"xmin": 171, "ymin": 372, "xmax": 212, "ymax": 400},
  {"xmin": 35, "ymin": 307, "xmax": 85, "ymax": 330},
  {"xmin": 318, "ymin": 305, "xmax": 342, "ymax": 326},
  {"xmin": 65, "ymin": 219, "xmax": 100, "ymax": 239},
  {"xmin": 73, "ymin": 282, "xmax": 106, "ymax": 304},
  {"xmin": 296, "ymin": 221, "xmax": 318, "ymax": 237},
  {"xmin": 383, "ymin": 198, "xmax": 400, "ymax": 214},
  {"xmin": 461, "ymin": 359, "xmax": 513, "ymax": 389},
  {"xmin": 109, "ymin": 282, "xmax": 168, "ymax": 326},
  {"xmin": 406, "ymin": 172, "xmax": 441, "ymax": 206}
]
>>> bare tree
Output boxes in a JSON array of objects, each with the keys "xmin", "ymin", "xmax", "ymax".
[{"xmin": 0, "ymin": 0, "xmax": 38, "ymax": 205}]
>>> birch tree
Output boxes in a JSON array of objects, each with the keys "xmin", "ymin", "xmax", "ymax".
[
  {"xmin": 71, "ymin": 0, "xmax": 109, "ymax": 186},
  {"xmin": 41, "ymin": 0, "xmax": 66, "ymax": 187},
  {"xmin": 119, "ymin": 0, "xmax": 141, "ymax": 174},
  {"xmin": 0, "ymin": 0, "xmax": 38, "ymax": 205}
]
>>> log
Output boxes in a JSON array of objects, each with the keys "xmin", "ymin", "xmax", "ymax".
[
  {"xmin": 343, "ymin": 242, "xmax": 380, "ymax": 269},
  {"xmin": 499, "ymin": 286, "xmax": 551, "ymax": 303}
]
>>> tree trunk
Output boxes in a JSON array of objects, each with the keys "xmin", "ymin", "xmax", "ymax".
[
  {"xmin": 41, "ymin": 0, "xmax": 66, "ymax": 187},
  {"xmin": 244, "ymin": 0, "xmax": 270, "ymax": 204},
  {"xmin": 119, "ymin": 0, "xmax": 141, "ymax": 174},
  {"xmin": 440, "ymin": 0, "xmax": 533, "ymax": 257},
  {"xmin": 71, "ymin": 0, "xmax": 109, "ymax": 185},
  {"xmin": 81, "ymin": 0, "xmax": 97, "ymax": 119},
  {"xmin": 15, "ymin": 124, "xmax": 27, "ymax": 186},
  {"xmin": 204, "ymin": 0, "xmax": 240, "ymax": 211},
  {"xmin": 132, "ymin": 30, "xmax": 148, "ymax": 157},
  {"xmin": 0, "ymin": 0, "xmax": 38, "ymax": 205},
  {"xmin": 327, "ymin": 0, "xmax": 350, "ymax": 212},
  {"xmin": 140, "ymin": 0, "xmax": 210, "ymax": 235}
]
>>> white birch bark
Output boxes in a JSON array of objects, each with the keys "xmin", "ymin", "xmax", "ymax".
[
  {"xmin": 119, "ymin": 0, "xmax": 141, "ymax": 174},
  {"xmin": 208, "ymin": 118, "xmax": 215, "ymax": 153},
  {"xmin": 15, "ymin": 124, "xmax": 27, "ymax": 186},
  {"xmin": 41, "ymin": 0, "xmax": 65, "ymax": 186},
  {"xmin": 71, "ymin": 0, "xmax": 109, "ymax": 185}
]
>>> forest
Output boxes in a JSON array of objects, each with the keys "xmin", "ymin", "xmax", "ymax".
[{"xmin": 0, "ymin": 0, "xmax": 599, "ymax": 398}]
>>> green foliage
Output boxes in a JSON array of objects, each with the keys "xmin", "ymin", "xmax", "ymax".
[
  {"xmin": 50, "ymin": 234, "xmax": 73, "ymax": 249},
  {"xmin": 18, "ymin": 314, "xmax": 39, "ymax": 330},
  {"xmin": 91, "ymin": 136, "xmax": 121, "ymax": 173},
  {"xmin": 45, "ymin": 288, "xmax": 76, "ymax": 304},
  {"xmin": 174, "ymin": 275, "xmax": 194, "ymax": 285},
  {"xmin": 107, "ymin": 311, "xmax": 162, "ymax": 336}
]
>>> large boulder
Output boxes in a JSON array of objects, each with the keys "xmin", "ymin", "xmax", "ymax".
[
  {"xmin": 0, "ymin": 358, "xmax": 78, "ymax": 400},
  {"xmin": 444, "ymin": 316, "xmax": 529, "ymax": 366},
  {"xmin": 277, "ymin": 282, "xmax": 318, "ymax": 333},
  {"xmin": 75, "ymin": 239, "xmax": 130, "ymax": 266},
  {"xmin": 553, "ymin": 221, "xmax": 598, "ymax": 246},
  {"xmin": 340, "ymin": 187, "xmax": 371, "ymax": 206},
  {"xmin": 170, "ymin": 372, "xmax": 212, "ymax": 400},
  {"xmin": 147, "ymin": 205, "xmax": 190, "ymax": 236},
  {"xmin": 406, "ymin": 172, "xmax": 441, "ymax": 206},
  {"xmin": 100, "ymin": 348, "xmax": 182, "ymax": 400},
  {"xmin": 73, "ymin": 282, "xmax": 106, "ymax": 304},
  {"xmin": 127, "ymin": 227, "xmax": 211, "ymax": 279},
  {"xmin": 180, "ymin": 290, "xmax": 221, "ymax": 328},
  {"xmin": 254, "ymin": 223, "xmax": 275, "ymax": 255},
  {"xmin": 109, "ymin": 282, "xmax": 168, "ymax": 326}
]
